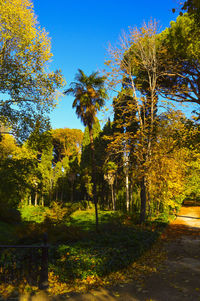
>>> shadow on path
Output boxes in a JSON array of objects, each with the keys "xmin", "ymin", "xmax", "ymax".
[{"xmin": 176, "ymin": 215, "xmax": 200, "ymax": 220}]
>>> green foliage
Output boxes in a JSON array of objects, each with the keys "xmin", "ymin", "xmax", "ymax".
[
  {"xmin": 70, "ymin": 209, "xmax": 122, "ymax": 231},
  {"xmin": 20, "ymin": 202, "xmax": 79, "ymax": 225},
  {"xmin": 65, "ymin": 69, "xmax": 107, "ymax": 131},
  {"xmin": 14, "ymin": 203, "xmax": 81, "ymax": 244},
  {"xmin": 15, "ymin": 221, "xmax": 83, "ymax": 245},
  {"xmin": 52, "ymin": 128, "xmax": 83, "ymax": 163},
  {"xmin": 159, "ymin": 13, "xmax": 200, "ymax": 104},
  {"xmin": 0, "ymin": 156, "xmax": 37, "ymax": 207},
  {"xmin": 0, "ymin": 0, "xmax": 64, "ymax": 140},
  {"xmin": 45, "ymin": 201, "xmax": 78, "ymax": 225},
  {"xmin": 49, "ymin": 225, "xmax": 158, "ymax": 281},
  {"xmin": 19, "ymin": 205, "xmax": 46, "ymax": 223}
]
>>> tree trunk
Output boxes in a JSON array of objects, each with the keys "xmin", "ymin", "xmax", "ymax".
[
  {"xmin": 147, "ymin": 190, "xmax": 151, "ymax": 218},
  {"xmin": 89, "ymin": 127, "xmax": 99, "ymax": 231},
  {"xmin": 111, "ymin": 184, "xmax": 115, "ymax": 210},
  {"xmin": 125, "ymin": 168, "xmax": 129, "ymax": 212},
  {"xmin": 41, "ymin": 195, "xmax": 44, "ymax": 207},
  {"xmin": 124, "ymin": 151, "xmax": 130, "ymax": 212},
  {"xmin": 61, "ymin": 177, "xmax": 64, "ymax": 202},
  {"xmin": 140, "ymin": 176, "xmax": 146, "ymax": 223},
  {"xmin": 35, "ymin": 191, "xmax": 38, "ymax": 206},
  {"xmin": 130, "ymin": 184, "xmax": 133, "ymax": 213},
  {"xmin": 29, "ymin": 195, "xmax": 32, "ymax": 206}
]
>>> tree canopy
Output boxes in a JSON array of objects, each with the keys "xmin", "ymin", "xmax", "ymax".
[
  {"xmin": 158, "ymin": 13, "xmax": 200, "ymax": 105},
  {"xmin": 0, "ymin": 0, "xmax": 64, "ymax": 140}
]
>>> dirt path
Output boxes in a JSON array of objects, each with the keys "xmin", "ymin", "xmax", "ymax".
[{"xmin": 64, "ymin": 206, "xmax": 200, "ymax": 301}]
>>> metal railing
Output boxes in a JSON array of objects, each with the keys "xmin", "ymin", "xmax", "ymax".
[{"xmin": 0, "ymin": 234, "xmax": 49, "ymax": 290}]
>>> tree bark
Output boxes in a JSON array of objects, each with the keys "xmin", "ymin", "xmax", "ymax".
[
  {"xmin": 89, "ymin": 127, "xmax": 99, "ymax": 231},
  {"xmin": 124, "ymin": 150, "xmax": 130, "ymax": 212},
  {"xmin": 140, "ymin": 176, "xmax": 147, "ymax": 223},
  {"xmin": 111, "ymin": 184, "xmax": 115, "ymax": 210},
  {"xmin": 126, "ymin": 172, "xmax": 130, "ymax": 212},
  {"xmin": 29, "ymin": 195, "xmax": 32, "ymax": 206},
  {"xmin": 41, "ymin": 195, "xmax": 44, "ymax": 207},
  {"xmin": 35, "ymin": 191, "xmax": 38, "ymax": 206}
]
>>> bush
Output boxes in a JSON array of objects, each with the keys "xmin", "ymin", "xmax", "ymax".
[
  {"xmin": 19, "ymin": 205, "xmax": 46, "ymax": 223},
  {"xmin": 15, "ymin": 220, "xmax": 84, "ymax": 244},
  {"xmin": 44, "ymin": 202, "xmax": 78, "ymax": 225},
  {"xmin": 19, "ymin": 202, "xmax": 79, "ymax": 225}
]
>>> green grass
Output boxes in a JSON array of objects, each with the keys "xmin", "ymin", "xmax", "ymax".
[
  {"xmin": 49, "ymin": 225, "xmax": 158, "ymax": 282},
  {"xmin": 19, "ymin": 205, "xmax": 46, "ymax": 223},
  {"xmin": 47, "ymin": 209, "xmax": 160, "ymax": 282},
  {"xmin": 70, "ymin": 209, "xmax": 123, "ymax": 230}
]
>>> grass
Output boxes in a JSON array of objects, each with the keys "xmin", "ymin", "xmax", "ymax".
[
  {"xmin": 70, "ymin": 209, "xmax": 123, "ymax": 230},
  {"xmin": 19, "ymin": 205, "xmax": 46, "ymax": 223},
  {"xmin": 49, "ymin": 225, "xmax": 158, "ymax": 280},
  {"xmin": 47, "ymin": 209, "xmax": 161, "ymax": 288}
]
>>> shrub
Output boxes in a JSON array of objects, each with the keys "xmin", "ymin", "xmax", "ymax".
[
  {"xmin": 15, "ymin": 220, "xmax": 84, "ymax": 244},
  {"xmin": 44, "ymin": 202, "xmax": 78, "ymax": 225},
  {"xmin": 19, "ymin": 205, "xmax": 46, "ymax": 223}
]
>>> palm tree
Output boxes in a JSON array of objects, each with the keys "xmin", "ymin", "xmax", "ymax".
[{"xmin": 65, "ymin": 69, "xmax": 107, "ymax": 231}]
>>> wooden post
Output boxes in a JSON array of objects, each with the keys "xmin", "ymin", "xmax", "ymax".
[{"xmin": 39, "ymin": 233, "xmax": 48, "ymax": 290}]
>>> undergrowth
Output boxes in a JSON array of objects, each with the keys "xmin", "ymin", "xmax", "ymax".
[{"xmin": 0, "ymin": 207, "xmax": 170, "ymax": 298}]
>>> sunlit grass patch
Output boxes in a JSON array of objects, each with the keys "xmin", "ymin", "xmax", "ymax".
[{"xmin": 70, "ymin": 209, "xmax": 124, "ymax": 231}]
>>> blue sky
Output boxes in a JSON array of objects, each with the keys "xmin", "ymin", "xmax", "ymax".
[{"xmin": 33, "ymin": 0, "xmax": 181, "ymax": 131}]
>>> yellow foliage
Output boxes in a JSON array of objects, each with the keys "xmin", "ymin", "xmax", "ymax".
[
  {"xmin": 0, "ymin": 0, "xmax": 65, "ymax": 133},
  {"xmin": 0, "ymin": 0, "xmax": 51, "ymax": 66},
  {"xmin": 0, "ymin": 134, "xmax": 17, "ymax": 159},
  {"xmin": 148, "ymin": 112, "xmax": 189, "ymax": 211}
]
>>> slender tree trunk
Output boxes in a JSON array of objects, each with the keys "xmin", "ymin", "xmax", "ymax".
[
  {"xmin": 130, "ymin": 184, "xmax": 133, "ymax": 213},
  {"xmin": 35, "ymin": 191, "xmax": 38, "ymax": 206},
  {"xmin": 89, "ymin": 127, "xmax": 99, "ymax": 231},
  {"xmin": 140, "ymin": 176, "xmax": 146, "ymax": 223},
  {"xmin": 126, "ymin": 172, "xmax": 129, "ymax": 212},
  {"xmin": 147, "ymin": 189, "xmax": 151, "ymax": 218},
  {"xmin": 124, "ymin": 151, "xmax": 130, "ymax": 212},
  {"xmin": 111, "ymin": 184, "xmax": 115, "ymax": 210},
  {"xmin": 41, "ymin": 195, "xmax": 44, "ymax": 207},
  {"xmin": 29, "ymin": 195, "xmax": 32, "ymax": 206},
  {"xmin": 61, "ymin": 177, "xmax": 64, "ymax": 202}
]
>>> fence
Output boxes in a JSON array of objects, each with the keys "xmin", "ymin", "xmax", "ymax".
[{"xmin": 0, "ymin": 234, "xmax": 48, "ymax": 290}]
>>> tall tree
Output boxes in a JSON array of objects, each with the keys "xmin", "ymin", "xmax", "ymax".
[
  {"xmin": 0, "ymin": 0, "xmax": 64, "ymax": 140},
  {"xmin": 65, "ymin": 69, "xmax": 107, "ymax": 230},
  {"xmin": 52, "ymin": 128, "xmax": 83, "ymax": 163},
  {"xmin": 106, "ymin": 20, "xmax": 166, "ymax": 222},
  {"xmin": 158, "ymin": 13, "xmax": 200, "ymax": 107}
]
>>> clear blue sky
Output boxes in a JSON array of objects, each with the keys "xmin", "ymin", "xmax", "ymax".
[{"xmin": 33, "ymin": 0, "xmax": 181, "ymax": 131}]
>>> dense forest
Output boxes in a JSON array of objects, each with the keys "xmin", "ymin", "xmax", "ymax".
[
  {"xmin": 1, "ymin": 0, "xmax": 200, "ymax": 223},
  {"xmin": 0, "ymin": 0, "xmax": 200, "ymax": 297}
]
